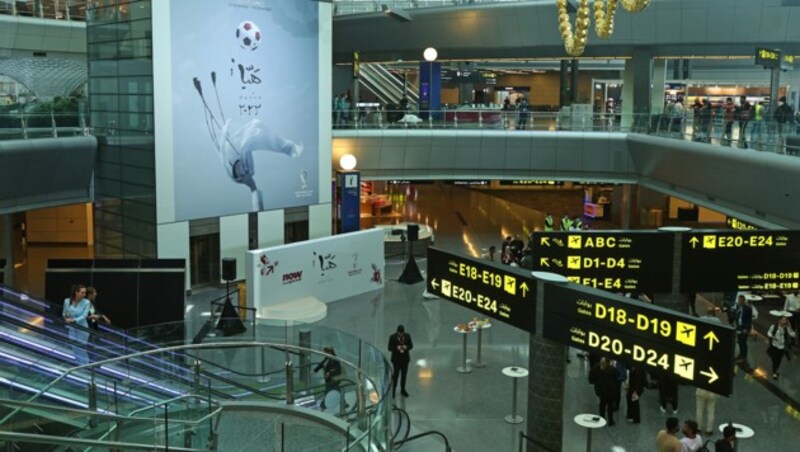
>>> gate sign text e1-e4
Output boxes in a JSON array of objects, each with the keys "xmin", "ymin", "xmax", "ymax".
[
  {"xmin": 543, "ymin": 284, "xmax": 735, "ymax": 396},
  {"xmin": 426, "ymin": 247, "xmax": 536, "ymax": 333}
]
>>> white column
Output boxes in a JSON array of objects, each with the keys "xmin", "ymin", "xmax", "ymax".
[
  {"xmin": 308, "ymin": 204, "xmax": 332, "ymax": 239},
  {"xmin": 651, "ymin": 60, "xmax": 667, "ymax": 115},
  {"xmin": 157, "ymin": 221, "xmax": 190, "ymax": 291},
  {"xmin": 258, "ymin": 210, "xmax": 284, "ymax": 248},
  {"xmin": 621, "ymin": 61, "xmax": 635, "ymax": 129}
]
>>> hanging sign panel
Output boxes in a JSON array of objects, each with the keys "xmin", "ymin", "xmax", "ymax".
[
  {"xmin": 426, "ymin": 247, "xmax": 536, "ymax": 333},
  {"xmin": 543, "ymin": 284, "xmax": 735, "ymax": 395}
]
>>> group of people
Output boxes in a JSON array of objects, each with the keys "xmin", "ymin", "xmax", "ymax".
[
  {"xmin": 492, "ymin": 213, "xmax": 589, "ymax": 267},
  {"xmin": 657, "ymin": 417, "xmax": 738, "ymax": 452},
  {"xmin": 501, "ymin": 95, "xmax": 531, "ymax": 130},
  {"xmin": 62, "ymin": 284, "xmax": 110, "ymax": 365},
  {"xmin": 687, "ymin": 95, "xmax": 797, "ymax": 151}
]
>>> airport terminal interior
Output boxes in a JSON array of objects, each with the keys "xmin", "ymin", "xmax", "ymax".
[{"xmin": 2, "ymin": 0, "xmax": 800, "ymax": 451}]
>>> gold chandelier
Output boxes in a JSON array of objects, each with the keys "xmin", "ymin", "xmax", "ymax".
[{"xmin": 557, "ymin": 0, "xmax": 650, "ymax": 57}]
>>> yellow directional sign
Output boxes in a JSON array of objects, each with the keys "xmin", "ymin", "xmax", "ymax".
[
  {"xmin": 568, "ymin": 235, "xmax": 582, "ymax": 249},
  {"xmin": 674, "ymin": 355, "xmax": 695, "ymax": 380},
  {"xmin": 703, "ymin": 235, "xmax": 716, "ymax": 249},
  {"xmin": 675, "ymin": 322, "xmax": 697, "ymax": 347}
]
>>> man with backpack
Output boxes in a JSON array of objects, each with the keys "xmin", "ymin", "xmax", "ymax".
[
  {"xmin": 774, "ymin": 96, "xmax": 794, "ymax": 153},
  {"xmin": 737, "ymin": 95, "xmax": 751, "ymax": 148}
]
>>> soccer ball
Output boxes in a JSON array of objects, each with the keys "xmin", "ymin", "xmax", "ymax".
[{"xmin": 236, "ymin": 21, "xmax": 261, "ymax": 50}]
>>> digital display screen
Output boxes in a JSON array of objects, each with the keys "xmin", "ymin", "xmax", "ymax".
[
  {"xmin": 530, "ymin": 232, "xmax": 674, "ymax": 293},
  {"xmin": 726, "ymin": 216, "xmax": 758, "ymax": 231},
  {"xmin": 426, "ymin": 247, "xmax": 536, "ymax": 333},
  {"xmin": 544, "ymin": 284, "xmax": 735, "ymax": 395},
  {"xmin": 755, "ymin": 47, "xmax": 781, "ymax": 69},
  {"xmin": 680, "ymin": 231, "xmax": 800, "ymax": 292},
  {"xmin": 498, "ymin": 180, "xmax": 565, "ymax": 186}
]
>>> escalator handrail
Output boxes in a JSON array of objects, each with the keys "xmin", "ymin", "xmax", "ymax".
[
  {"xmin": 391, "ymin": 405, "xmax": 411, "ymax": 445},
  {"xmin": 393, "ymin": 429, "xmax": 452, "ymax": 451},
  {"xmin": 0, "ymin": 341, "xmax": 385, "ymax": 429},
  {"xmin": 0, "ymin": 293, "xmax": 282, "ymax": 401},
  {"xmin": 0, "ymin": 395, "xmax": 222, "ymax": 429},
  {"xmin": 0, "ymin": 430, "xmax": 209, "ymax": 452},
  {"xmin": 0, "ymin": 311, "xmax": 282, "ymax": 406}
]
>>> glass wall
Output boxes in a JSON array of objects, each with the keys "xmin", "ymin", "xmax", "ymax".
[{"xmin": 87, "ymin": 0, "xmax": 156, "ymax": 258}]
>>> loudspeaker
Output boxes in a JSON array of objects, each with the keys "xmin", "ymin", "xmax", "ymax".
[
  {"xmin": 222, "ymin": 258, "xmax": 237, "ymax": 281},
  {"xmin": 407, "ymin": 224, "xmax": 420, "ymax": 241}
]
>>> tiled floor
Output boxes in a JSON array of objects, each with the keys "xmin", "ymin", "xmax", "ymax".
[{"xmin": 9, "ymin": 184, "xmax": 800, "ymax": 451}]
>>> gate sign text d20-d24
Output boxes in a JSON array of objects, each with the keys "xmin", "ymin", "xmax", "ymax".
[
  {"xmin": 530, "ymin": 231, "xmax": 674, "ymax": 293},
  {"xmin": 426, "ymin": 247, "xmax": 536, "ymax": 333},
  {"xmin": 543, "ymin": 284, "xmax": 735, "ymax": 396},
  {"xmin": 680, "ymin": 231, "xmax": 800, "ymax": 292}
]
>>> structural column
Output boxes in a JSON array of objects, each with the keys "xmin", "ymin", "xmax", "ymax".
[
  {"xmin": 1, "ymin": 214, "xmax": 12, "ymax": 286},
  {"xmin": 570, "ymin": 59, "xmax": 580, "ymax": 104},
  {"xmin": 526, "ymin": 281, "xmax": 566, "ymax": 451},
  {"xmin": 621, "ymin": 49, "xmax": 654, "ymax": 130},
  {"xmin": 651, "ymin": 59, "xmax": 667, "ymax": 115},
  {"xmin": 560, "ymin": 60, "xmax": 570, "ymax": 107},
  {"xmin": 654, "ymin": 229, "xmax": 691, "ymax": 313}
]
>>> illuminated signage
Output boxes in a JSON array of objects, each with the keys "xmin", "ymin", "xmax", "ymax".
[
  {"xmin": 543, "ymin": 284, "xmax": 735, "ymax": 395},
  {"xmin": 530, "ymin": 232, "xmax": 674, "ymax": 292},
  {"xmin": 755, "ymin": 47, "xmax": 782, "ymax": 69},
  {"xmin": 498, "ymin": 180, "xmax": 565, "ymax": 186},
  {"xmin": 783, "ymin": 54, "xmax": 795, "ymax": 71},
  {"xmin": 446, "ymin": 180, "xmax": 490, "ymax": 186},
  {"xmin": 426, "ymin": 247, "xmax": 536, "ymax": 333},
  {"xmin": 680, "ymin": 231, "xmax": 800, "ymax": 292},
  {"xmin": 725, "ymin": 216, "xmax": 758, "ymax": 231}
]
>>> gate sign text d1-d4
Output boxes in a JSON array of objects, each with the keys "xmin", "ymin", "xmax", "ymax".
[
  {"xmin": 680, "ymin": 231, "xmax": 800, "ymax": 292},
  {"xmin": 426, "ymin": 247, "xmax": 536, "ymax": 333},
  {"xmin": 530, "ymin": 232, "xmax": 674, "ymax": 293},
  {"xmin": 543, "ymin": 284, "xmax": 735, "ymax": 395}
]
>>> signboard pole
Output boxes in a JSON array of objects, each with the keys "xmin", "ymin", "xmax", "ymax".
[
  {"xmin": 770, "ymin": 68, "xmax": 780, "ymax": 116},
  {"xmin": 525, "ymin": 273, "xmax": 568, "ymax": 452}
]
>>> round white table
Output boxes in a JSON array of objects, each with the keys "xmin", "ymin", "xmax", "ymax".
[
  {"xmin": 718, "ymin": 422, "xmax": 754, "ymax": 452},
  {"xmin": 502, "ymin": 366, "xmax": 528, "ymax": 424},
  {"xmin": 454, "ymin": 325, "xmax": 476, "ymax": 373},
  {"xmin": 470, "ymin": 321, "xmax": 492, "ymax": 368},
  {"xmin": 743, "ymin": 294, "xmax": 763, "ymax": 302},
  {"xmin": 574, "ymin": 413, "xmax": 607, "ymax": 452}
]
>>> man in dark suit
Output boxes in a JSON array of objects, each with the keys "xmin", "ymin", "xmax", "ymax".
[
  {"xmin": 388, "ymin": 325, "xmax": 413, "ymax": 398},
  {"xmin": 734, "ymin": 294, "xmax": 753, "ymax": 364}
]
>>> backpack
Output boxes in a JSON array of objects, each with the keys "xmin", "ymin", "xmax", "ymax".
[{"xmin": 697, "ymin": 439, "xmax": 714, "ymax": 452}]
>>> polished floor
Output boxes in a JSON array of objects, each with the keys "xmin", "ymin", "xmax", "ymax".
[
  {"xmin": 8, "ymin": 184, "xmax": 800, "ymax": 451},
  {"xmin": 310, "ymin": 184, "xmax": 800, "ymax": 451}
]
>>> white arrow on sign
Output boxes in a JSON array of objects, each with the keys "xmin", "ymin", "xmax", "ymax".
[
  {"xmin": 431, "ymin": 278, "xmax": 439, "ymax": 290},
  {"xmin": 700, "ymin": 367, "xmax": 719, "ymax": 384}
]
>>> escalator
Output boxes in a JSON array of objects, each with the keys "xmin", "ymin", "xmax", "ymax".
[{"xmin": 360, "ymin": 63, "xmax": 419, "ymax": 108}]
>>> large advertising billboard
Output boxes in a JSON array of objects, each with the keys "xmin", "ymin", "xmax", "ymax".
[{"xmin": 168, "ymin": 0, "xmax": 319, "ymax": 221}]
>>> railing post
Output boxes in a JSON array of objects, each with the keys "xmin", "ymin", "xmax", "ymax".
[
  {"xmin": 164, "ymin": 404, "xmax": 169, "ymax": 451},
  {"xmin": 453, "ymin": 113, "xmax": 458, "ymax": 129},
  {"xmin": 51, "ymin": 111, "xmax": 57, "ymax": 138},
  {"xmin": 478, "ymin": 110, "xmax": 483, "ymax": 128},
  {"xmin": 356, "ymin": 380, "xmax": 366, "ymax": 430},
  {"xmin": 299, "ymin": 330, "xmax": 311, "ymax": 388},
  {"xmin": 285, "ymin": 360, "xmax": 295, "ymax": 405},
  {"xmin": 192, "ymin": 360, "xmax": 202, "ymax": 394},
  {"xmin": 87, "ymin": 368, "xmax": 97, "ymax": 428},
  {"xmin": 20, "ymin": 115, "xmax": 27, "ymax": 140}
]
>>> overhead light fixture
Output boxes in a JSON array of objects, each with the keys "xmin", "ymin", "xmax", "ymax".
[{"xmin": 382, "ymin": 4, "xmax": 412, "ymax": 22}]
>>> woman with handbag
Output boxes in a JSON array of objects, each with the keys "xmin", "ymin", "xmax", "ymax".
[{"xmin": 767, "ymin": 313, "xmax": 796, "ymax": 379}]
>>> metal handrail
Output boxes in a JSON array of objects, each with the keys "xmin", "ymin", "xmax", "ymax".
[
  {"xmin": 0, "ymin": 341, "xmax": 387, "ymax": 430},
  {"xmin": 0, "ymin": 396, "xmax": 222, "ymax": 428},
  {"xmin": 0, "ymin": 431, "xmax": 208, "ymax": 452},
  {"xmin": 518, "ymin": 431, "xmax": 557, "ymax": 452},
  {"xmin": 394, "ymin": 430, "xmax": 452, "ymax": 451},
  {"xmin": 391, "ymin": 406, "xmax": 411, "ymax": 444}
]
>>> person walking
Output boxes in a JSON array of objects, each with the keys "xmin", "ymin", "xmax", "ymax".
[
  {"xmin": 86, "ymin": 287, "xmax": 111, "ymax": 331},
  {"xmin": 750, "ymin": 101, "xmax": 765, "ymax": 148},
  {"xmin": 388, "ymin": 325, "xmax": 413, "ymax": 398},
  {"xmin": 695, "ymin": 388, "xmax": 719, "ymax": 438},
  {"xmin": 737, "ymin": 95, "xmax": 752, "ymax": 148},
  {"xmin": 783, "ymin": 290, "xmax": 800, "ymax": 347},
  {"xmin": 656, "ymin": 416, "xmax": 683, "ymax": 452},
  {"xmin": 63, "ymin": 284, "xmax": 91, "ymax": 366},
  {"xmin": 680, "ymin": 419, "xmax": 704, "ymax": 452},
  {"xmin": 733, "ymin": 294, "xmax": 753, "ymax": 365},
  {"xmin": 314, "ymin": 346, "xmax": 343, "ymax": 409},
  {"xmin": 774, "ymin": 96, "xmax": 794, "ymax": 153},
  {"xmin": 589, "ymin": 357, "xmax": 618, "ymax": 426},
  {"xmin": 722, "ymin": 97, "xmax": 736, "ymax": 145},
  {"xmin": 767, "ymin": 313, "xmax": 796, "ymax": 379},
  {"xmin": 657, "ymin": 371, "xmax": 679, "ymax": 414},
  {"xmin": 714, "ymin": 425, "xmax": 736, "ymax": 452},
  {"xmin": 625, "ymin": 364, "xmax": 648, "ymax": 424}
]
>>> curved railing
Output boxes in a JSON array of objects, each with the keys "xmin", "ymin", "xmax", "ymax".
[{"xmin": 0, "ymin": 341, "xmax": 393, "ymax": 451}]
